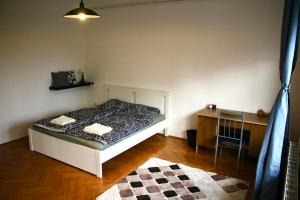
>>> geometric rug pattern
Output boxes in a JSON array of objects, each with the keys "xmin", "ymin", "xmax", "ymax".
[
  {"xmin": 97, "ymin": 157, "xmax": 248, "ymax": 200},
  {"xmin": 117, "ymin": 164, "xmax": 206, "ymax": 200}
]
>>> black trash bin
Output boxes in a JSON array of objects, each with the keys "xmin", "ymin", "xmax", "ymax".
[{"xmin": 186, "ymin": 129, "xmax": 197, "ymax": 148}]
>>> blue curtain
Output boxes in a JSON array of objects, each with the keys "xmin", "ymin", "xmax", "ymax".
[{"xmin": 254, "ymin": 0, "xmax": 300, "ymax": 199}]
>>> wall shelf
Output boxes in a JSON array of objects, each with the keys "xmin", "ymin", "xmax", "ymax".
[{"xmin": 49, "ymin": 81, "xmax": 93, "ymax": 91}]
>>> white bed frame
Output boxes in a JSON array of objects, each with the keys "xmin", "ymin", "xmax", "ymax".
[{"xmin": 28, "ymin": 84, "xmax": 169, "ymax": 178}]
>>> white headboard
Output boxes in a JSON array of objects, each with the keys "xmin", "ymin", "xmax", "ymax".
[{"xmin": 103, "ymin": 84, "xmax": 169, "ymax": 117}]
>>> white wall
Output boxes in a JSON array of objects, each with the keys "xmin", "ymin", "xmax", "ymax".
[
  {"xmin": 86, "ymin": 0, "xmax": 283, "ymax": 138},
  {"xmin": 0, "ymin": 0, "xmax": 288, "ymax": 143},
  {"xmin": 0, "ymin": 0, "xmax": 89, "ymax": 144}
]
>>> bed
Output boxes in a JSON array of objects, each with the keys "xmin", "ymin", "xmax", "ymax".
[{"xmin": 28, "ymin": 84, "xmax": 169, "ymax": 178}]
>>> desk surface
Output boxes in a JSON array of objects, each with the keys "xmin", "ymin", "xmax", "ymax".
[{"xmin": 197, "ymin": 108, "xmax": 269, "ymax": 126}]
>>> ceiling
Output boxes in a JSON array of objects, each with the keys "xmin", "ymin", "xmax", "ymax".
[{"xmin": 86, "ymin": 0, "xmax": 185, "ymax": 9}]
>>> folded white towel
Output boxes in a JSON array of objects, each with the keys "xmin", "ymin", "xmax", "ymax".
[
  {"xmin": 83, "ymin": 123, "xmax": 112, "ymax": 136},
  {"xmin": 50, "ymin": 115, "xmax": 76, "ymax": 126}
]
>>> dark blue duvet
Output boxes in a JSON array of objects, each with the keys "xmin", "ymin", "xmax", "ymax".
[{"xmin": 33, "ymin": 99, "xmax": 160, "ymax": 145}]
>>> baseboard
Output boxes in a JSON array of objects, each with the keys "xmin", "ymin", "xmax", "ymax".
[
  {"xmin": 0, "ymin": 133, "xmax": 28, "ymax": 145},
  {"xmin": 167, "ymin": 135, "xmax": 187, "ymax": 140}
]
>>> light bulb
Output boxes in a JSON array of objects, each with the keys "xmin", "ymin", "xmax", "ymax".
[{"xmin": 78, "ymin": 13, "xmax": 87, "ymax": 21}]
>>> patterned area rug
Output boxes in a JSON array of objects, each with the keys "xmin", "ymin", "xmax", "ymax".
[{"xmin": 96, "ymin": 158, "xmax": 248, "ymax": 200}]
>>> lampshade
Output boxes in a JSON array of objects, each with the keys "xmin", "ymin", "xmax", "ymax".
[{"xmin": 64, "ymin": 0, "xmax": 100, "ymax": 20}]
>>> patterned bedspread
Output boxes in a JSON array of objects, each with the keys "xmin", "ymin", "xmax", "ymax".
[
  {"xmin": 33, "ymin": 99, "xmax": 160, "ymax": 145},
  {"xmin": 34, "ymin": 107, "xmax": 111, "ymax": 132}
]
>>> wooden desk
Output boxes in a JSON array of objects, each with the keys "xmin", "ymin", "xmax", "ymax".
[{"xmin": 196, "ymin": 108, "xmax": 269, "ymax": 157}]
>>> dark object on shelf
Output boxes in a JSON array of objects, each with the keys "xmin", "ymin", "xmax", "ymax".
[
  {"xmin": 79, "ymin": 73, "xmax": 85, "ymax": 84},
  {"xmin": 49, "ymin": 81, "xmax": 93, "ymax": 90},
  {"xmin": 51, "ymin": 71, "xmax": 76, "ymax": 88},
  {"xmin": 187, "ymin": 129, "xmax": 197, "ymax": 148}
]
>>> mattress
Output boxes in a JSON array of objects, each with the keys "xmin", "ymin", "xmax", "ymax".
[{"xmin": 32, "ymin": 114, "xmax": 165, "ymax": 151}]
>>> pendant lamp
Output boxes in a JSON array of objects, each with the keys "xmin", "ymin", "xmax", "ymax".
[{"xmin": 64, "ymin": 0, "xmax": 100, "ymax": 20}]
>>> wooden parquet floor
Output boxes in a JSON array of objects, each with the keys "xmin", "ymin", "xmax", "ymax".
[{"xmin": 0, "ymin": 134, "xmax": 257, "ymax": 200}]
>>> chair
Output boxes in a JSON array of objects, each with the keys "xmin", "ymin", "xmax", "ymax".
[{"xmin": 214, "ymin": 109, "xmax": 246, "ymax": 170}]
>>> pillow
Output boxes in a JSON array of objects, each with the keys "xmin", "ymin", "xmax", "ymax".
[
  {"xmin": 121, "ymin": 103, "xmax": 160, "ymax": 122},
  {"xmin": 98, "ymin": 99, "xmax": 131, "ymax": 112},
  {"xmin": 51, "ymin": 71, "xmax": 76, "ymax": 88},
  {"xmin": 97, "ymin": 99, "xmax": 160, "ymax": 122}
]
